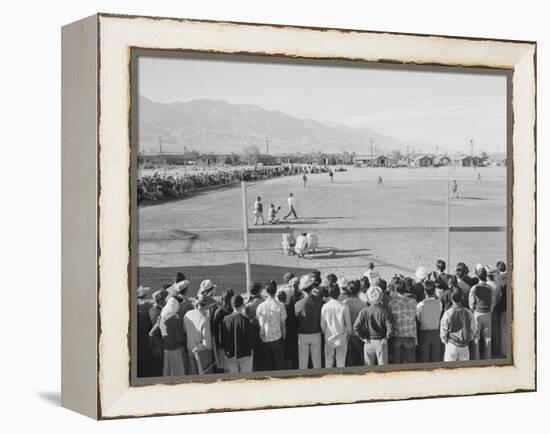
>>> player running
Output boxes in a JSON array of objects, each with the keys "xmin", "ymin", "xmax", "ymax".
[
  {"xmin": 377, "ymin": 175, "xmax": 383, "ymax": 189},
  {"xmin": 302, "ymin": 173, "xmax": 308, "ymax": 188},
  {"xmin": 477, "ymin": 172, "xmax": 482, "ymax": 183},
  {"xmin": 451, "ymin": 180, "xmax": 459, "ymax": 198},
  {"xmin": 283, "ymin": 192, "xmax": 299, "ymax": 220},
  {"xmin": 329, "ymin": 170, "xmax": 334, "ymax": 183}
]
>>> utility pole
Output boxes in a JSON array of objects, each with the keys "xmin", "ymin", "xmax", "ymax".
[
  {"xmin": 370, "ymin": 137, "xmax": 374, "ymax": 167},
  {"xmin": 158, "ymin": 136, "xmax": 166, "ymax": 175},
  {"xmin": 158, "ymin": 136, "xmax": 164, "ymax": 155},
  {"xmin": 436, "ymin": 145, "xmax": 439, "ymax": 155},
  {"xmin": 265, "ymin": 136, "xmax": 270, "ymax": 156},
  {"xmin": 470, "ymin": 138, "xmax": 475, "ymax": 156},
  {"xmin": 406, "ymin": 145, "xmax": 410, "ymax": 156}
]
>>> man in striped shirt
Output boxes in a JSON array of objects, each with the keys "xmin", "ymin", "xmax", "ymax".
[{"xmin": 388, "ymin": 278, "xmax": 418, "ymax": 364}]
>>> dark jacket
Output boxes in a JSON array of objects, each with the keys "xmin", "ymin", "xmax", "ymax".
[
  {"xmin": 294, "ymin": 294, "xmax": 324, "ymax": 334},
  {"xmin": 494, "ymin": 273, "xmax": 507, "ymax": 312},
  {"xmin": 411, "ymin": 282, "xmax": 426, "ymax": 303},
  {"xmin": 221, "ymin": 312, "xmax": 257, "ymax": 359},
  {"xmin": 353, "ymin": 304, "xmax": 393, "ymax": 341},
  {"xmin": 470, "ymin": 283, "xmax": 493, "ymax": 313},
  {"xmin": 162, "ymin": 316, "xmax": 186, "ymax": 351},
  {"xmin": 213, "ymin": 307, "xmax": 232, "ymax": 350}
]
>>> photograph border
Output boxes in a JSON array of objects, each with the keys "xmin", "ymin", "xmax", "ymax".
[
  {"xmin": 62, "ymin": 13, "xmax": 536, "ymax": 420},
  {"xmin": 129, "ymin": 49, "xmax": 515, "ymax": 387}
]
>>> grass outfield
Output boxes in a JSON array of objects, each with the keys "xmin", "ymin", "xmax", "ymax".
[{"xmin": 138, "ymin": 166, "xmax": 506, "ymax": 294}]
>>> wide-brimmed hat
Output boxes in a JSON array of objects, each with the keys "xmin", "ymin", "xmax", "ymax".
[
  {"xmin": 415, "ymin": 266, "xmax": 427, "ymax": 281},
  {"xmin": 299, "ymin": 274, "xmax": 315, "ymax": 291},
  {"xmin": 366, "ymin": 286, "xmax": 383, "ymax": 305},
  {"xmin": 198, "ymin": 279, "xmax": 217, "ymax": 294},
  {"xmin": 174, "ymin": 280, "xmax": 190, "ymax": 293}
]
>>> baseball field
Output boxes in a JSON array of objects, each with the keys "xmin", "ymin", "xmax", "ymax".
[{"xmin": 137, "ymin": 166, "xmax": 507, "ymax": 294}]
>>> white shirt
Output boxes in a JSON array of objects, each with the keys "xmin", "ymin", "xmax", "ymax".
[
  {"xmin": 295, "ymin": 235, "xmax": 307, "ymax": 250},
  {"xmin": 320, "ymin": 299, "xmax": 352, "ymax": 346},
  {"xmin": 256, "ymin": 297, "xmax": 287, "ymax": 343},
  {"xmin": 254, "ymin": 200, "xmax": 262, "ymax": 212},
  {"xmin": 287, "ymin": 196, "xmax": 294, "ymax": 207}
]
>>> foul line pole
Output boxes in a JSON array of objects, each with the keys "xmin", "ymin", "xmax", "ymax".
[
  {"xmin": 445, "ymin": 179, "xmax": 450, "ymax": 268},
  {"xmin": 241, "ymin": 181, "xmax": 252, "ymax": 292}
]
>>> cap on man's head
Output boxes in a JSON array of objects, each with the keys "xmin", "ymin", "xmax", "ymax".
[
  {"xmin": 367, "ymin": 286, "xmax": 383, "ymax": 305},
  {"xmin": 338, "ymin": 277, "xmax": 349, "ymax": 289},
  {"xmin": 175, "ymin": 272, "xmax": 186, "ymax": 282}
]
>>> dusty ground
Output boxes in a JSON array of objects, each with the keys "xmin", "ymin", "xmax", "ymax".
[{"xmin": 138, "ymin": 166, "xmax": 507, "ymax": 294}]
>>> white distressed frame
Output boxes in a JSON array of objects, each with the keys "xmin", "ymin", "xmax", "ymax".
[{"xmin": 95, "ymin": 14, "xmax": 536, "ymax": 419}]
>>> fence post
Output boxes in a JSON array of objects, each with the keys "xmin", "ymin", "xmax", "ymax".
[
  {"xmin": 445, "ymin": 179, "xmax": 450, "ymax": 268},
  {"xmin": 241, "ymin": 181, "xmax": 252, "ymax": 293}
]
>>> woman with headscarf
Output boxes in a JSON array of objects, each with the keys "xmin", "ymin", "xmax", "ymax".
[{"xmin": 150, "ymin": 297, "xmax": 186, "ymax": 376}]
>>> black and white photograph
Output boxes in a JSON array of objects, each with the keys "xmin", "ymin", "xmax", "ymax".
[{"xmin": 133, "ymin": 52, "xmax": 510, "ymax": 380}]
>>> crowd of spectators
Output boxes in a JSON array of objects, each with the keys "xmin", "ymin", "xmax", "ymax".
[
  {"xmin": 137, "ymin": 164, "xmax": 335, "ymax": 203},
  {"xmin": 137, "ymin": 259, "xmax": 508, "ymax": 377}
]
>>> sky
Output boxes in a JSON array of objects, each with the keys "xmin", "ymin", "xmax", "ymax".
[{"xmin": 138, "ymin": 53, "xmax": 508, "ymax": 154}]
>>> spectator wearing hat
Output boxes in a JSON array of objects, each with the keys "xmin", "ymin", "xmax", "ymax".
[
  {"xmin": 213, "ymin": 289, "xmax": 235, "ymax": 372},
  {"xmin": 411, "ymin": 266, "xmax": 428, "ymax": 303},
  {"xmin": 416, "ymin": 280, "xmax": 443, "ymax": 362},
  {"xmin": 220, "ymin": 294, "xmax": 258, "ymax": 373},
  {"xmin": 388, "ymin": 278, "xmax": 418, "ymax": 364},
  {"xmin": 469, "ymin": 266, "xmax": 496, "ymax": 360},
  {"xmin": 353, "ymin": 286, "xmax": 393, "ymax": 366},
  {"xmin": 171, "ymin": 280, "xmax": 194, "ymax": 318},
  {"xmin": 337, "ymin": 277, "xmax": 350, "ymax": 301},
  {"xmin": 150, "ymin": 297, "xmax": 186, "ymax": 377},
  {"xmin": 184, "ymin": 295, "xmax": 214, "ymax": 375},
  {"xmin": 440, "ymin": 290, "xmax": 477, "ymax": 361},
  {"xmin": 295, "ymin": 275, "xmax": 325, "ymax": 369},
  {"xmin": 256, "ymin": 280, "xmax": 287, "ymax": 371},
  {"xmin": 344, "ymin": 281, "xmax": 368, "ymax": 366},
  {"xmin": 166, "ymin": 272, "xmax": 187, "ymax": 298},
  {"xmin": 320, "ymin": 284, "xmax": 352, "ymax": 368}
]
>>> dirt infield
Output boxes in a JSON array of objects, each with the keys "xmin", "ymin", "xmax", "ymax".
[{"xmin": 138, "ymin": 166, "xmax": 506, "ymax": 294}]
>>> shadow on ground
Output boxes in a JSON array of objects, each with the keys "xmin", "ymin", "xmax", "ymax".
[{"xmin": 37, "ymin": 391, "xmax": 61, "ymax": 407}]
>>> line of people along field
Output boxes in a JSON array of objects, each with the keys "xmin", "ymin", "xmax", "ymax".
[{"xmin": 137, "ymin": 259, "xmax": 508, "ymax": 377}]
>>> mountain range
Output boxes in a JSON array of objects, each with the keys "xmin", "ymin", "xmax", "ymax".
[{"xmin": 138, "ymin": 95, "xmax": 433, "ymax": 155}]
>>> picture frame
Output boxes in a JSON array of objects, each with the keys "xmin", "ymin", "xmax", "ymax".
[{"xmin": 61, "ymin": 13, "xmax": 536, "ymax": 419}]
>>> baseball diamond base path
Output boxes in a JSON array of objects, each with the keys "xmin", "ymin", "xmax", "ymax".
[{"xmin": 138, "ymin": 166, "xmax": 506, "ymax": 294}]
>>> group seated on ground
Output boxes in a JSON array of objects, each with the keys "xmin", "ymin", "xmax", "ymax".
[{"xmin": 136, "ymin": 259, "xmax": 508, "ymax": 377}]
